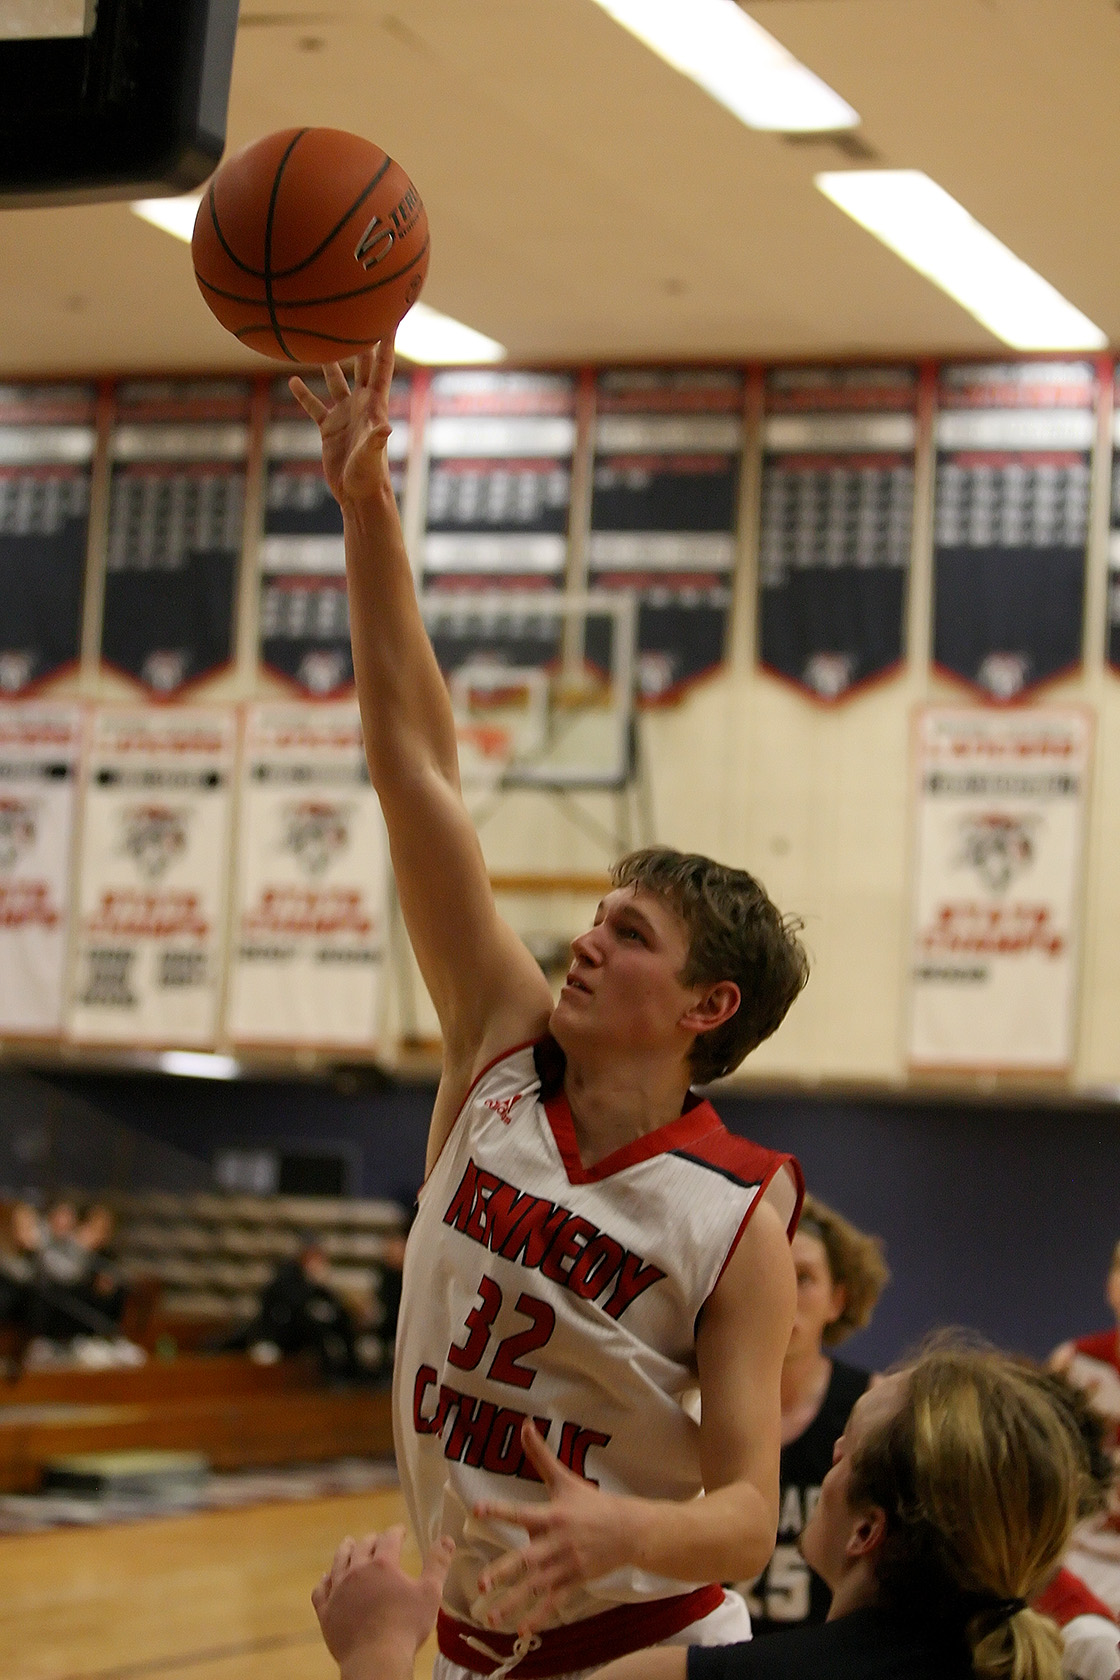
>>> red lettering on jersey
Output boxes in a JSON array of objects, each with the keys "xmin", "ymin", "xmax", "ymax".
[
  {"xmin": 442, "ymin": 1157, "xmax": 665, "ymax": 1320},
  {"xmin": 540, "ymin": 1214, "xmax": 598, "ymax": 1285},
  {"xmin": 444, "ymin": 1159, "xmax": 480, "ymax": 1232},
  {"xmin": 464, "ymin": 1167, "xmax": 502, "ymax": 1243},
  {"xmin": 413, "ymin": 1364, "xmax": 454, "ymax": 1435},
  {"xmin": 567, "ymin": 1232, "xmax": 625, "ymax": 1299},
  {"xmin": 480, "ymin": 1180, "xmax": 540, "ymax": 1253},
  {"xmin": 499, "ymin": 1198, "xmax": 569, "ymax": 1268},
  {"xmin": 603, "ymin": 1251, "xmax": 668, "ymax": 1319},
  {"xmin": 558, "ymin": 1421, "xmax": 612, "ymax": 1484},
  {"xmin": 482, "ymin": 1407, "xmax": 530, "ymax": 1475},
  {"xmin": 445, "ymin": 1393, "xmax": 499, "ymax": 1467}
]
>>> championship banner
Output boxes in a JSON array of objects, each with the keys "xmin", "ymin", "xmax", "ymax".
[
  {"xmin": 932, "ymin": 361, "xmax": 1096, "ymax": 700},
  {"xmin": 0, "ymin": 703, "xmax": 83, "ymax": 1036},
  {"xmin": 259, "ymin": 371, "xmax": 411, "ymax": 696},
  {"xmin": 1107, "ymin": 362, "xmax": 1120, "ymax": 672},
  {"xmin": 909, "ymin": 707, "xmax": 1090, "ymax": 1071},
  {"xmin": 422, "ymin": 371, "xmax": 576, "ymax": 673},
  {"xmin": 68, "ymin": 708, "xmax": 235, "ymax": 1045},
  {"xmin": 225, "ymin": 704, "xmax": 388, "ymax": 1049},
  {"xmin": 100, "ymin": 379, "xmax": 250, "ymax": 694},
  {"xmin": 588, "ymin": 368, "xmax": 743, "ymax": 703},
  {"xmin": 757, "ymin": 366, "xmax": 917, "ymax": 701},
  {"xmin": 0, "ymin": 382, "xmax": 96, "ymax": 695}
]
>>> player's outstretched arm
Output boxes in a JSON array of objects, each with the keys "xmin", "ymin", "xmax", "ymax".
[
  {"xmin": 291, "ymin": 346, "xmax": 553, "ymax": 1156},
  {"xmin": 313, "ymin": 1525, "xmax": 454, "ymax": 1680},
  {"xmin": 471, "ymin": 1202, "xmax": 796, "ymax": 1630}
]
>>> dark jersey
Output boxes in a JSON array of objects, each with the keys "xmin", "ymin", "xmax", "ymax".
[
  {"xmin": 747, "ymin": 1359, "xmax": 871, "ymax": 1635},
  {"xmin": 690, "ymin": 1604, "xmax": 973, "ymax": 1680}
]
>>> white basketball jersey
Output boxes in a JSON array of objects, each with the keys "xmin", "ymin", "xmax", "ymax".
[{"xmin": 393, "ymin": 1037, "xmax": 803, "ymax": 1640}]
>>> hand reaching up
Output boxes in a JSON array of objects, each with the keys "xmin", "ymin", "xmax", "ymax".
[
  {"xmin": 313, "ymin": 1525, "xmax": 454, "ymax": 1680},
  {"xmin": 289, "ymin": 337, "xmax": 396, "ymax": 506}
]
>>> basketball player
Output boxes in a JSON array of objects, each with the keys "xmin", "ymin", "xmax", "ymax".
[{"xmin": 291, "ymin": 340, "xmax": 809, "ymax": 1680}]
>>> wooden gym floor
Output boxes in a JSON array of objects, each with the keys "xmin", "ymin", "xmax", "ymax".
[{"xmin": 0, "ymin": 1484, "xmax": 438, "ymax": 1680}]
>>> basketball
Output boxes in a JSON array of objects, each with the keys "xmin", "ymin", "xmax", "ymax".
[{"xmin": 191, "ymin": 127, "xmax": 430, "ymax": 363}]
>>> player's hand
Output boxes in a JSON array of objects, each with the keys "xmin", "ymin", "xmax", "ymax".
[
  {"xmin": 472, "ymin": 1421, "xmax": 641, "ymax": 1634},
  {"xmin": 312, "ymin": 1525, "xmax": 454, "ymax": 1679},
  {"xmin": 289, "ymin": 338, "xmax": 395, "ymax": 506}
]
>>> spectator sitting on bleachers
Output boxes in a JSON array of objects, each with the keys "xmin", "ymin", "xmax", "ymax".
[
  {"xmin": 2, "ymin": 1198, "xmax": 142, "ymax": 1367},
  {"xmin": 218, "ymin": 1235, "xmax": 362, "ymax": 1382}
]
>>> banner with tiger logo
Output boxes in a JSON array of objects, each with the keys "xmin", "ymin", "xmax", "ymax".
[
  {"xmin": 0, "ymin": 703, "xmax": 83, "ymax": 1035},
  {"xmin": 909, "ymin": 706, "xmax": 1091, "ymax": 1070},
  {"xmin": 225, "ymin": 703, "xmax": 388, "ymax": 1049},
  {"xmin": 67, "ymin": 708, "xmax": 235, "ymax": 1044}
]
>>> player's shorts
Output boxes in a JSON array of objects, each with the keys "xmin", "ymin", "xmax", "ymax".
[{"xmin": 432, "ymin": 1588, "xmax": 751, "ymax": 1680}]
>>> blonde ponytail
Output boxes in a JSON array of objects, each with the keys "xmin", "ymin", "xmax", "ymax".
[{"xmin": 849, "ymin": 1345, "xmax": 1085, "ymax": 1680}]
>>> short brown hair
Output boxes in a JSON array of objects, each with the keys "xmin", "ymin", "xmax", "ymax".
[
  {"xmin": 610, "ymin": 847, "xmax": 809, "ymax": 1084},
  {"xmin": 799, "ymin": 1192, "xmax": 889, "ymax": 1345}
]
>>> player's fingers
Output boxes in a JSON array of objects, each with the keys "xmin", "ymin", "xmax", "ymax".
[
  {"xmin": 519, "ymin": 1419, "xmax": 569, "ymax": 1487},
  {"xmin": 370, "ymin": 1525, "xmax": 407, "ymax": 1566},
  {"xmin": 323, "ymin": 362, "xmax": 351, "ymax": 400},
  {"xmin": 472, "ymin": 1498, "xmax": 549, "ymax": 1536},
  {"xmin": 329, "ymin": 1535, "xmax": 357, "ymax": 1587},
  {"xmin": 478, "ymin": 1534, "xmax": 556, "ymax": 1594},
  {"xmin": 372, "ymin": 334, "xmax": 396, "ymax": 394},
  {"xmin": 288, "ymin": 377, "xmax": 327, "ymax": 424},
  {"xmin": 311, "ymin": 1572, "xmax": 331, "ymax": 1614},
  {"xmin": 420, "ymin": 1533, "xmax": 456, "ymax": 1596},
  {"xmin": 356, "ymin": 346, "xmax": 376, "ymax": 386}
]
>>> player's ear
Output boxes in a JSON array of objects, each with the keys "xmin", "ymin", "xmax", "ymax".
[{"xmin": 680, "ymin": 981, "xmax": 740, "ymax": 1035}]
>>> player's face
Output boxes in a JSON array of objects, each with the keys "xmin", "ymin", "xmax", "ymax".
[
  {"xmin": 549, "ymin": 885, "xmax": 703, "ymax": 1061},
  {"xmin": 800, "ymin": 1371, "xmax": 906, "ymax": 1593},
  {"xmin": 787, "ymin": 1231, "xmax": 846, "ymax": 1360}
]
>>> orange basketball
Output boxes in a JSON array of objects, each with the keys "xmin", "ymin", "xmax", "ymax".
[{"xmin": 191, "ymin": 127, "xmax": 430, "ymax": 363}]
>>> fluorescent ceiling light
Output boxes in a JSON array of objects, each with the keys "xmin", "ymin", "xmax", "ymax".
[
  {"xmin": 132, "ymin": 194, "xmax": 203, "ymax": 243},
  {"xmin": 816, "ymin": 169, "xmax": 1107, "ymax": 351},
  {"xmin": 394, "ymin": 302, "xmax": 505, "ymax": 365},
  {"xmin": 590, "ymin": 0, "xmax": 858, "ymax": 133},
  {"xmin": 158, "ymin": 1050, "xmax": 241, "ymax": 1080}
]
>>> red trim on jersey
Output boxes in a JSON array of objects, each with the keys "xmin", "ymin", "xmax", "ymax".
[
  {"xmin": 543, "ymin": 1087, "xmax": 727, "ymax": 1183},
  {"xmin": 1075, "ymin": 1330, "xmax": 1120, "ymax": 1375},
  {"xmin": 437, "ymin": 1583, "xmax": 724, "ymax": 1676},
  {"xmin": 707, "ymin": 1152, "xmax": 805, "ymax": 1312},
  {"xmin": 674, "ymin": 1128, "xmax": 804, "ymax": 1241},
  {"xmin": 424, "ymin": 1038, "xmax": 542, "ymax": 1184},
  {"xmin": 1035, "ymin": 1567, "xmax": 1118, "ymax": 1628}
]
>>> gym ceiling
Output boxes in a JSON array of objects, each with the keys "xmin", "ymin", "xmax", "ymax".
[{"xmin": 0, "ymin": 0, "xmax": 1115, "ymax": 375}]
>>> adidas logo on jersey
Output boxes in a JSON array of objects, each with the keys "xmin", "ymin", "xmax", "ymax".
[{"xmin": 483, "ymin": 1093, "xmax": 521, "ymax": 1125}]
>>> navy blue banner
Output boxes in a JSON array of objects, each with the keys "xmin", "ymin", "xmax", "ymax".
[
  {"xmin": 0, "ymin": 383, "xmax": 96, "ymax": 695},
  {"xmin": 259, "ymin": 371, "xmax": 410, "ymax": 695},
  {"xmin": 588, "ymin": 369, "xmax": 742, "ymax": 703},
  {"xmin": 101, "ymin": 380, "xmax": 250, "ymax": 695},
  {"xmin": 421, "ymin": 371, "xmax": 576, "ymax": 674},
  {"xmin": 758, "ymin": 366, "xmax": 917, "ymax": 701},
  {"xmin": 932, "ymin": 361, "xmax": 1096, "ymax": 700}
]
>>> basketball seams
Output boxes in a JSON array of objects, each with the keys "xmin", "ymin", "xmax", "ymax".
[
  {"xmin": 196, "ymin": 235, "xmax": 430, "ymax": 312},
  {"xmin": 193, "ymin": 125, "xmax": 429, "ymax": 362},
  {"xmin": 263, "ymin": 131, "xmax": 308, "ymax": 362},
  {"xmin": 267, "ymin": 152, "xmax": 394, "ymax": 281},
  {"xmin": 206, "ymin": 130, "xmax": 308, "ymax": 281}
]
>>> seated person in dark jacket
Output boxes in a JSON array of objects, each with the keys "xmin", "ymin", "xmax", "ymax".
[
  {"xmin": 306, "ymin": 1342, "xmax": 1088, "ymax": 1680},
  {"xmin": 223, "ymin": 1236, "xmax": 358, "ymax": 1379}
]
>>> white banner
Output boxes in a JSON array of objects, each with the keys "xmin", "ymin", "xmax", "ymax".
[
  {"xmin": 909, "ymin": 707, "xmax": 1090, "ymax": 1070},
  {"xmin": 68, "ymin": 708, "xmax": 235, "ymax": 1045},
  {"xmin": 225, "ymin": 704, "xmax": 388, "ymax": 1049},
  {"xmin": 0, "ymin": 703, "xmax": 82, "ymax": 1035}
]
